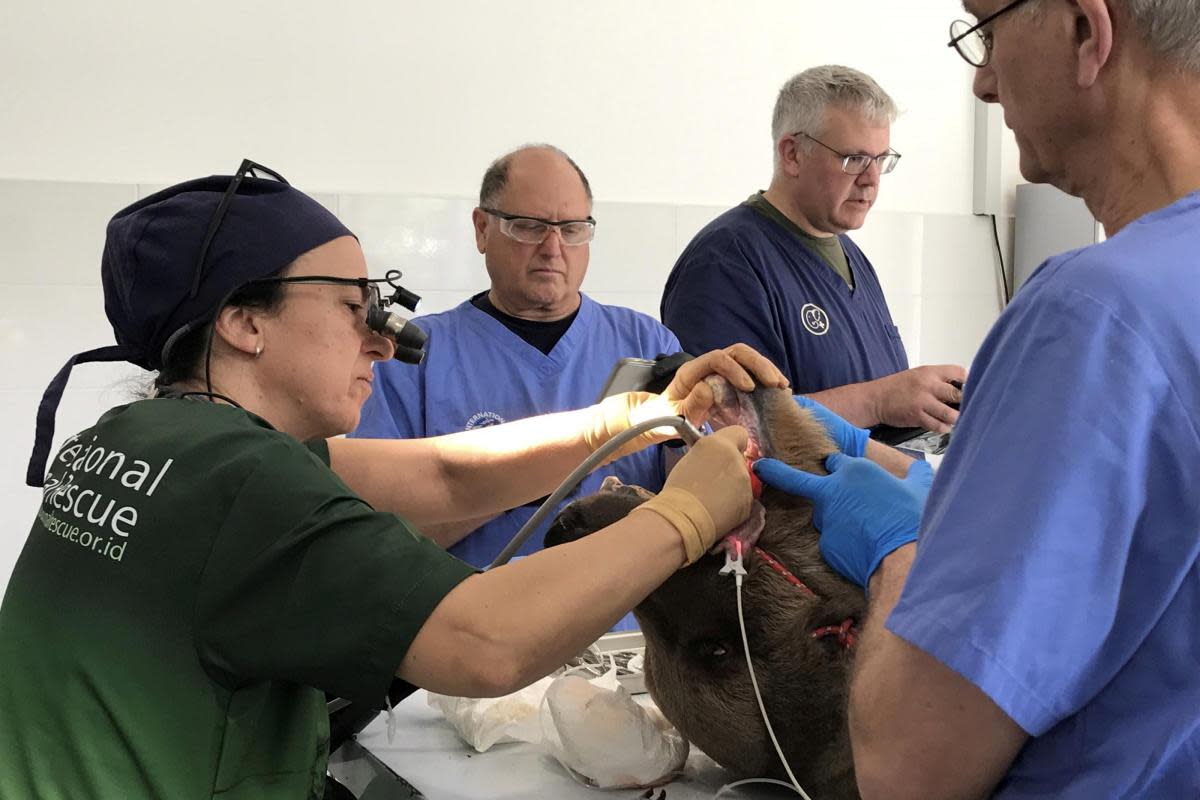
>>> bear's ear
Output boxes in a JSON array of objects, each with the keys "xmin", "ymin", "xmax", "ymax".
[{"xmin": 600, "ymin": 475, "xmax": 625, "ymax": 492}]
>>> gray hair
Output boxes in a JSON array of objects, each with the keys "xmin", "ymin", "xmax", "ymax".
[
  {"xmin": 478, "ymin": 144, "xmax": 593, "ymax": 209},
  {"xmin": 1122, "ymin": 0, "xmax": 1200, "ymax": 73},
  {"xmin": 771, "ymin": 65, "xmax": 898, "ymax": 169},
  {"xmin": 1019, "ymin": 0, "xmax": 1200, "ymax": 73}
]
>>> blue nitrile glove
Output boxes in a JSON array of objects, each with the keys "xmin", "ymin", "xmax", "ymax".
[
  {"xmin": 794, "ymin": 395, "xmax": 870, "ymax": 458},
  {"xmin": 753, "ymin": 454, "xmax": 933, "ymax": 587}
]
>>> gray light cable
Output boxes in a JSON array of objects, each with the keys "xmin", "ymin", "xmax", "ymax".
[{"xmin": 486, "ymin": 416, "xmax": 702, "ymax": 569}]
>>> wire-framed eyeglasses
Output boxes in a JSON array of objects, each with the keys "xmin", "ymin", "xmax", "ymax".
[
  {"xmin": 794, "ymin": 132, "xmax": 902, "ymax": 175},
  {"xmin": 947, "ymin": 0, "xmax": 1035, "ymax": 67},
  {"xmin": 481, "ymin": 208, "xmax": 597, "ymax": 246}
]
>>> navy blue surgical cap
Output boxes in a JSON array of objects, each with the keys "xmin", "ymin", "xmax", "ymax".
[{"xmin": 27, "ymin": 173, "xmax": 354, "ymax": 487}]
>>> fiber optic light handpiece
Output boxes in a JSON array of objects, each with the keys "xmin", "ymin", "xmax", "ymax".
[
  {"xmin": 672, "ymin": 419, "xmax": 762, "ymax": 497},
  {"xmin": 675, "ymin": 418, "xmax": 703, "ymax": 446}
]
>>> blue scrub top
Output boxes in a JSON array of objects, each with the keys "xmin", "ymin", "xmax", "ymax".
[
  {"xmin": 660, "ymin": 204, "xmax": 909, "ymax": 392},
  {"xmin": 888, "ymin": 193, "xmax": 1200, "ymax": 798},
  {"xmin": 352, "ymin": 294, "xmax": 681, "ymax": 568}
]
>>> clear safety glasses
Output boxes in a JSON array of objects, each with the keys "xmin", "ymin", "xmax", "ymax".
[
  {"xmin": 481, "ymin": 207, "xmax": 597, "ymax": 246},
  {"xmin": 794, "ymin": 132, "xmax": 902, "ymax": 175}
]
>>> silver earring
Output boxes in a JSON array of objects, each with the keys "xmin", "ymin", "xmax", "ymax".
[{"xmin": 255, "ymin": 343, "xmax": 263, "ymax": 357}]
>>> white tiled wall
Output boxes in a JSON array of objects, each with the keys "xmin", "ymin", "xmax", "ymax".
[{"xmin": 0, "ymin": 179, "xmax": 1010, "ymax": 591}]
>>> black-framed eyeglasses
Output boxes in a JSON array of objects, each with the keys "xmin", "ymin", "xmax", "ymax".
[
  {"xmin": 246, "ymin": 271, "xmax": 427, "ymax": 364},
  {"xmin": 947, "ymin": 0, "xmax": 1034, "ymax": 67},
  {"xmin": 190, "ymin": 158, "xmax": 289, "ymax": 300},
  {"xmin": 480, "ymin": 207, "xmax": 597, "ymax": 246},
  {"xmin": 247, "ymin": 275, "xmax": 388, "ymax": 321},
  {"xmin": 794, "ymin": 132, "xmax": 902, "ymax": 175}
]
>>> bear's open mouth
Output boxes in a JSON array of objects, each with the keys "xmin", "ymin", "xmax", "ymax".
[{"xmin": 702, "ymin": 375, "xmax": 771, "ymax": 461}]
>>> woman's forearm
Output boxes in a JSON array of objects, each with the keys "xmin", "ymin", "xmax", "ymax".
[
  {"xmin": 398, "ymin": 509, "xmax": 684, "ymax": 697},
  {"xmin": 328, "ymin": 405, "xmax": 599, "ymax": 527},
  {"xmin": 330, "ymin": 345, "xmax": 787, "ymax": 527}
]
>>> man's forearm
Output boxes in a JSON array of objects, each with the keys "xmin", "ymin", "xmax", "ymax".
[
  {"xmin": 852, "ymin": 544, "xmax": 918, "ymax": 770},
  {"xmin": 864, "ymin": 438, "xmax": 914, "ymax": 478},
  {"xmin": 852, "ymin": 544, "xmax": 921, "ymax": 796},
  {"xmin": 851, "ymin": 544, "xmax": 1025, "ymax": 799},
  {"xmin": 808, "ymin": 381, "xmax": 882, "ymax": 429},
  {"xmin": 862, "ymin": 543, "xmax": 914, "ymax": 632}
]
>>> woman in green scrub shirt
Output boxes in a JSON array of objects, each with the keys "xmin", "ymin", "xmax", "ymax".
[{"xmin": 0, "ymin": 164, "xmax": 784, "ymax": 800}]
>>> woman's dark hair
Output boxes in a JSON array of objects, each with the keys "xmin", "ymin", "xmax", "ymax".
[{"xmin": 154, "ymin": 279, "xmax": 286, "ymax": 390}]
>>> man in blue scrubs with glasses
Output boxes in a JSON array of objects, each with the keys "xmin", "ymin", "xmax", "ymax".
[
  {"xmin": 354, "ymin": 145, "xmax": 680, "ymax": 570},
  {"xmin": 662, "ymin": 65, "xmax": 967, "ymax": 437},
  {"xmin": 754, "ymin": 1, "xmax": 1200, "ymax": 797}
]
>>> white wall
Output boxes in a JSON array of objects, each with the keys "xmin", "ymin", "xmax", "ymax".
[
  {"xmin": 0, "ymin": 0, "xmax": 1020, "ymax": 591},
  {"xmin": 1, "ymin": 1, "xmax": 1011, "ymax": 212}
]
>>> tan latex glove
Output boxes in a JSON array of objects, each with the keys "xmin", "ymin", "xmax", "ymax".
[
  {"xmin": 632, "ymin": 426, "xmax": 753, "ymax": 565},
  {"xmin": 581, "ymin": 344, "xmax": 788, "ymax": 461}
]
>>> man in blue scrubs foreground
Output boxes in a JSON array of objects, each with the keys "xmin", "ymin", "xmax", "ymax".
[
  {"xmin": 755, "ymin": 1, "xmax": 1200, "ymax": 797},
  {"xmin": 662, "ymin": 65, "xmax": 966, "ymax": 435},
  {"xmin": 354, "ymin": 145, "xmax": 680, "ymax": 567}
]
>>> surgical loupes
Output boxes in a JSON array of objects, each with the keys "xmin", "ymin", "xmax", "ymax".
[{"xmin": 367, "ymin": 269, "xmax": 428, "ymax": 364}]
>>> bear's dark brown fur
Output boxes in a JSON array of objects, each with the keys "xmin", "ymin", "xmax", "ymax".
[{"xmin": 545, "ymin": 382, "xmax": 865, "ymax": 798}]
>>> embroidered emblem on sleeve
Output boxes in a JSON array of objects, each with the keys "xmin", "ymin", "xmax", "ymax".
[
  {"xmin": 800, "ymin": 303, "xmax": 831, "ymax": 336},
  {"xmin": 466, "ymin": 411, "xmax": 506, "ymax": 430}
]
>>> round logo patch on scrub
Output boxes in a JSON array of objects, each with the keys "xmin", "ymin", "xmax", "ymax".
[
  {"xmin": 800, "ymin": 303, "xmax": 831, "ymax": 336},
  {"xmin": 465, "ymin": 410, "xmax": 506, "ymax": 430}
]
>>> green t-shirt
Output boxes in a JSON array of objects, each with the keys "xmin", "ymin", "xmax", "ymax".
[
  {"xmin": 743, "ymin": 191, "xmax": 855, "ymax": 289},
  {"xmin": 0, "ymin": 399, "xmax": 475, "ymax": 800}
]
